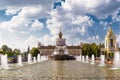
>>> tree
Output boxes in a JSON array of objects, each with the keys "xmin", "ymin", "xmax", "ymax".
[
  {"xmin": 1, "ymin": 45, "xmax": 9, "ymax": 52},
  {"xmin": 6, "ymin": 52, "xmax": 14, "ymax": 57},
  {"xmin": 13, "ymin": 49, "xmax": 21, "ymax": 56},
  {"xmin": 30, "ymin": 47, "xmax": 39, "ymax": 57},
  {"xmin": 82, "ymin": 43, "xmax": 102, "ymax": 58},
  {"xmin": 7, "ymin": 48, "xmax": 12, "ymax": 52},
  {"xmin": 82, "ymin": 43, "xmax": 92, "ymax": 57},
  {"xmin": 1, "ymin": 45, "xmax": 12, "ymax": 52},
  {"xmin": 0, "ymin": 51, "xmax": 5, "ymax": 55}
]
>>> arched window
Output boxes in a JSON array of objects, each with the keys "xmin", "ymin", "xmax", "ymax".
[{"xmin": 110, "ymin": 39, "xmax": 113, "ymax": 47}]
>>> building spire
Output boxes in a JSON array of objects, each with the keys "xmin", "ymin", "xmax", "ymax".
[
  {"xmin": 59, "ymin": 27, "xmax": 62, "ymax": 38},
  {"xmin": 27, "ymin": 45, "xmax": 30, "ymax": 53},
  {"xmin": 108, "ymin": 24, "xmax": 113, "ymax": 32}
]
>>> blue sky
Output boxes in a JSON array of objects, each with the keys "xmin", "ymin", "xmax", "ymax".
[{"xmin": 0, "ymin": 0, "xmax": 120, "ymax": 51}]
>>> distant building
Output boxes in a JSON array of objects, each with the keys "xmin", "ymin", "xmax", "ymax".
[
  {"xmin": 38, "ymin": 28, "xmax": 82, "ymax": 56},
  {"xmin": 104, "ymin": 26, "xmax": 119, "ymax": 58},
  {"xmin": 56, "ymin": 28, "xmax": 66, "ymax": 46}
]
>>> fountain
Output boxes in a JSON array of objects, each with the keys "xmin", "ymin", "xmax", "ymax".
[
  {"xmin": 85, "ymin": 55, "xmax": 89, "ymax": 63},
  {"xmin": 17, "ymin": 55, "xmax": 23, "ymax": 66},
  {"xmin": 51, "ymin": 46, "xmax": 75, "ymax": 60},
  {"xmin": 33, "ymin": 57, "xmax": 37, "ymax": 63},
  {"xmin": 91, "ymin": 54, "xmax": 95, "ymax": 64},
  {"xmin": 28, "ymin": 53, "xmax": 32, "ymax": 64},
  {"xmin": 98, "ymin": 55, "xmax": 105, "ymax": 66},
  {"xmin": 50, "ymin": 29, "xmax": 75, "ymax": 60},
  {"xmin": 111, "ymin": 51, "xmax": 120, "ymax": 69},
  {"xmin": 79, "ymin": 55, "xmax": 81, "ymax": 61},
  {"xmin": 37, "ymin": 54, "xmax": 41, "ymax": 62},
  {"xmin": 76, "ymin": 56, "xmax": 79, "ymax": 61},
  {"xmin": 82, "ymin": 56, "xmax": 85, "ymax": 63},
  {"xmin": 53, "ymin": 49, "xmax": 58, "ymax": 55},
  {"xmin": 41, "ymin": 56, "xmax": 46, "ymax": 61},
  {"xmin": 45, "ymin": 56, "xmax": 48, "ymax": 60},
  {"xmin": 76, "ymin": 55, "xmax": 82, "ymax": 61},
  {"xmin": 1, "ymin": 54, "xmax": 10, "ymax": 69},
  {"xmin": 1, "ymin": 55, "xmax": 4, "ymax": 68},
  {"xmin": 63, "ymin": 46, "xmax": 69, "ymax": 55}
]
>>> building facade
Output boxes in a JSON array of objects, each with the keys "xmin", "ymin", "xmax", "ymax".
[
  {"xmin": 38, "ymin": 29, "xmax": 82, "ymax": 56},
  {"xmin": 104, "ymin": 26, "xmax": 119, "ymax": 58}
]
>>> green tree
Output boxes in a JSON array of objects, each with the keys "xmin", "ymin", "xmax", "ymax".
[
  {"xmin": 0, "ymin": 51, "xmax": 5, "ymax": 55},
  {"xmin": 13, "ymin": 49, "xmax": 21, "ymax": 56},
  {"xmin": 0, "ymin": 45, "xmax": 13, "ymax": 56},
  {"xmin": 6, "ymin": 52, "xmax": 14, "ymax": 57},
  {"xmin": 82, "ymin": 43, "xmax": 92, "ymax": 57},
  {"xmin": 1, "ymin": 45, "xmax": 9, "ymax": 52},
  {"xmin": 30, "ymin": 47, "xmax": 39, "ymax": 57},
  {"xmin": 1, "ymin": 45, "xmax": 12, "ymax": 52},
  {"xmin": 91, "ymin": 43, "xmax": 98, "ymax": 57}
]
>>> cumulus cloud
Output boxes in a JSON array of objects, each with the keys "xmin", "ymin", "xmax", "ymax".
[
  {"xmin": 0, "ymin": 0, "xmax": 120, "ymax": 49},
  {"xmin": 61, "ymin": 0, "xmax": 120, "ymax": 18},
  {"xmin": 23, "ymin": 35, "xmax": 39, "ymax": 48},
  {"xmin": 5, "ymin": 7, "xmax": 21, "ymax": 15},
  {"xmin": 30, "ymin": 20, "xmax": 44, "ymax": 31},
  {"xmin": 46, "ymin": 7, "xmax": 94, "ymax": 45},
  {"xmin": 116, "ymin": 34, "xmax": 120, "ymax": 47},
  {"xmin": 88, "ymin": 35, "xmax": 100, "ymax": 43},
  {"xmin": 0, "ymin": 5, "xmax": 46, "ymax": 33},
  {"xmin": 71, "ymin": 16, "xmax": 90, "ymax": 25}
]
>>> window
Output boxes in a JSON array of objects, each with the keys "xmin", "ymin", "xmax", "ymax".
[{"xmin": 110, "ymin": 39, "xmax": 113, "ymax": 47}]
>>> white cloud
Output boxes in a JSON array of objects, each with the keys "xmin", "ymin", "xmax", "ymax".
[
  {"xmin": 61, "ymin": 0, "xmax": 120, "ymax": 18},
  {"xmin": 117, "ymin": 34, "xmax": 120, "ymax": 43},
  {"xmin": 41, "ymin": 35, "xmax": 57, "ymax": 45},
  {"xmin": 71, "ymin": 16, "xmax": 90, "ymax": 25},
  {"xmin": 23, "ymin": 35, "xmax": 39, "ymax": 49},
  {"xmin": 88, "ymin": 35, "xmax": 100, "ymax": 41},
  {"xmin": 0, "ymin": 0, "xmax": 120, "ymax": 50},
  {"xmin": 30, "ymin": 20, "xmax": 44, "ymax": 31},
  {"xmin": 5, "ymin": 7, "xmax": 21, "ymax": 15},
  {"xmin": 0, "ymin": 6, "xmax": 46, "ymax": 33},
  {"xmin": 96, "ymin": 35, "xmax": 99, "ymax": 40},
  {"xmin": 46, "ymin": 13, "xmax": 63, "ymax": 36},
  {"xmin": 116, "ymin": 34, "xmax": 120, "ymax": 47}
]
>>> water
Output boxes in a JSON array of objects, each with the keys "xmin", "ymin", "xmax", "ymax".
[
  {"xmin": 111, "ymin": 51, "xmax": 120, "ymax": 69},
  {"xmin": 17, "ymin": 55, "xmax": 23, "ymax": 66},
  {"xmin": 53, "ymin": 50, "xmax": 58, "ymax": 55},
  {"xmin": 98, "ymin": 55, "xmax": 105, "ymax": 66},
  {"xmin": 33, "ymin": 57, "xmax": 37, "ymax": 63},
  {"xmin": 76, "ymin": 56, "xmax": 78, "ymax": 61},
  {"xmin": 28, "ymin": 53, "xmax": 32, "ymax": 64},
  {"xmin": 37, "ymin": 54, "xmax": 41, "ymax": 62},
  {"xmin": 79, "ymin": 55, "xmax": 81, "ymax": 61},
  {"xmin": 85, "ymin": 55, "xmax": 89, "ymax": 63},
  {"xmin": 41, "ymin": 56, "xmax": 47, "ymax": 61},
  {"xmin": 63, "ymin": 46, "xmax": 69, "ymax": 54},
  {"xmin": 1, "ymin": 54, "xmax": 10, "ymax": 69},
  {"xmin": 91, "ymin": 54, "xmax": 95, "ymax": 64},
  {"xmin": 64, "ymin": 49, "xmax": 69, "ymax": 54},
  {"xmin": 0, "ymin": 60, "xmax": 120, "ymax": 80},
  {"xmin": 53, "ymin": 46, "xmax": 69, "ymax": 55},
  {"xmin": 77, "ymin": 55, "xmax": 82, "ymax": 61},
  {"xmin": 82, "ymin": 56, "xmax": 85, "ymax": 62},
  {"xmin": 76, "ymin": 55, "xmax": 81, "ymax": 61}
]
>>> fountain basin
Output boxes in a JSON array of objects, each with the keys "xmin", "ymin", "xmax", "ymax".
[{"xmin": 50, "ymin": 54, "xmax": 75, "ymax": 60}]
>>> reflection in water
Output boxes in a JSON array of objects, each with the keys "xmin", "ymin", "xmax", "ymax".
[
  {"xmin": 55, "ymin": 61, "xmax": 64, "ymax": 80},
  {"xmin": 0, "ymin": 60, "xmax": 120, "ymax": 80},
  {"xmin": 56, "ymin": 61, "xmax": 64, "ymax": 76}
]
